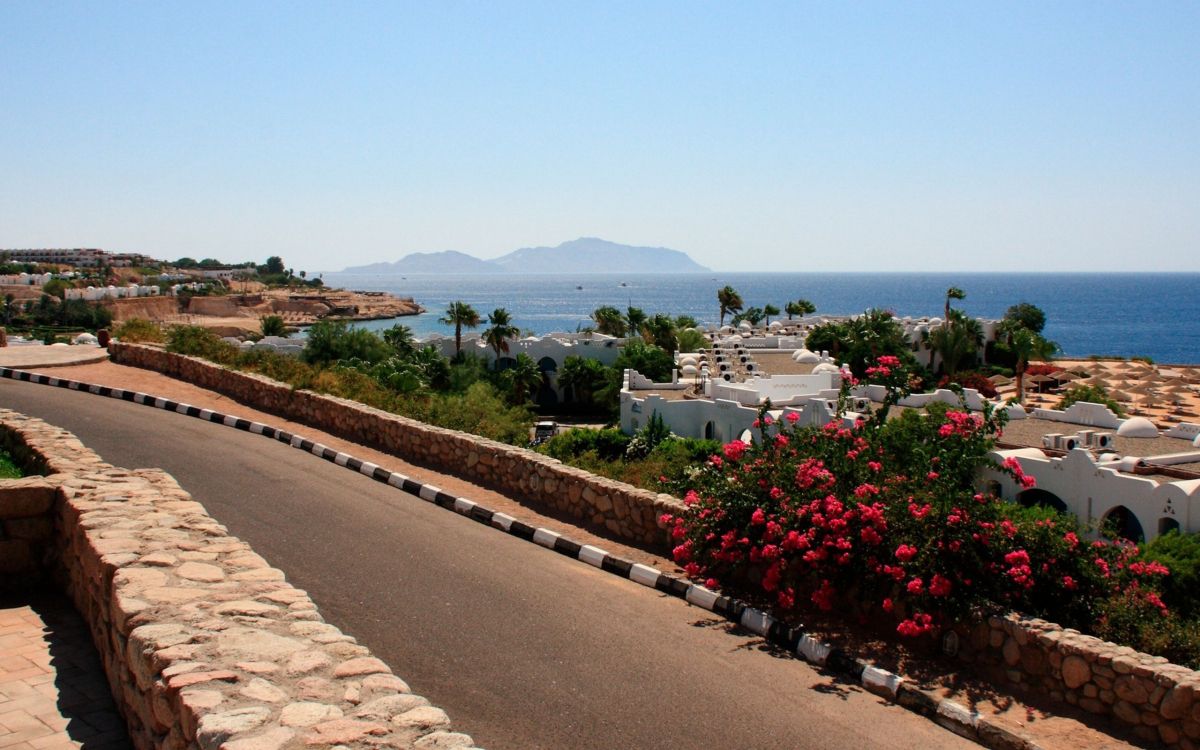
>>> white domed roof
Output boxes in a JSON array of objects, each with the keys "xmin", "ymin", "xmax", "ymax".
[
  {"xmin": 1117, "ymin": 417, "xmax": 1159, "ymax": 438},
  {"xmin": 740, "ymin": 332, "xmax": 751, "ymax": 338},
  {"xmin": 73, "ymin": 333, "xmax": 98, "ymax": 345},
  {"xmin": 738, "ymin": 321, "xmax": 752, "ymax": 330},
  {"xmin": 768, "ymin": 321, "xmax": 782, "ymax": 330},
  {"xmin": 720, "ymin": 326, "xmax": 733, "ymax": 334},
  {"xmin": 928, "ymin": 317, "xmax": 943, "ymax": 325},
  {"xmin": 1194, "ymin": 433, "xmax": 1200, "ymax": 448},
  {"xmin": 812, "ymin": 362, "xmax": 841, "ymax": 374},
  {"xmin": 793, "ymin": 348, "xmax": 820, "ymax": 363},
  {"xmin": 681, "ymin": 365, "xmax": 698, "ymax": 376},
  {"xmin": 679, "ymin": 355, "xmax": 698, "ymax": 366}
]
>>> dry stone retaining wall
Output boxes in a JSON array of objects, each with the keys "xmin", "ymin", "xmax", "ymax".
[
  {"xmin": 109, "ymin": 343, "xmax": 681, "ymax": 546},
  {"xmin": 954, "ymin": 613, "xmax": 1200, "ymax": 746},
  {"xmin": 0, "ymin": 409, "xmax": 480, "ymax": 750}
]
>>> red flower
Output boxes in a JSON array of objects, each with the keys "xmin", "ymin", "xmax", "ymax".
[
  {"xmin": 895, "ymin": 544, "xmax": 918, "ymax": 562},
  {"xmin": 723, "ymin": 440, "xmax": 749, "ymax": 461}
]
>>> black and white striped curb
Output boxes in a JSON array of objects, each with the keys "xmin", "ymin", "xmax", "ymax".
[{"xmin": 1, "ymin": 366, "xmax": 1044, "ymax": 750}]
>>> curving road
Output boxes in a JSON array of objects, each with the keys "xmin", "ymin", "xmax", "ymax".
[{"xmin": 1, "ymin": 378, "xmax": 975, "ymax": 750}]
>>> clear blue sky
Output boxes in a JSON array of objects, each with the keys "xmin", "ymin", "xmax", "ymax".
[{"xmin": 2, "ymin": 2, "xmax": 1197, "ymax": 272}]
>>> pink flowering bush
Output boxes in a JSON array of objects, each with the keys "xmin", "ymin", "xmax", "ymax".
[{"xmin": 662, "ymin": 357, "xmax": 1173, "ymax": 648}]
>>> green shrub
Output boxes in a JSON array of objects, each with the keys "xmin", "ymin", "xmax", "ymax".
[
  {"xmin": 0, "ymin": 449, "xmax": 23, "ymax": 479},
  {"xmin": 260, "ymin": 315, "xmax": 287, "ymax": 337},
  {"xmin": 303, "ymin": 320, "xmax": 391, "ymax": 366},
  {"xmin": 1143, "ymin": 530, "xmax": 1200, "ymax": 618},
  {"xmin": 541, "ymin": 428, "xmax": 631, "ymax": 462},
  {"xmin": 114, "ymin": 318, "xmax": 165, "ymax": 343},
  {"xmin": 1056, "ymin": 384, "xmax": 1125, "ymax": 417},
  {"xmin": 166, "ymin": 325, "xmax": 238, "ymax": 361}
]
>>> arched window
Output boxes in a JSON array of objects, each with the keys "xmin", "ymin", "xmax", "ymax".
[
  {"xmin": 1158, "ymin": 517, "xmax": 1181, "ymax": 537},
  {"xmin": 1101, "ymin": 505, "xmax": 1145, "ymax": 543},
  {"xmin": 537, "ymin": 356, "xmax": 558, "ymax": 372},
  {"xmin": 1016, "ymin": 488, "xmax": 1067, "ymax": 513}
]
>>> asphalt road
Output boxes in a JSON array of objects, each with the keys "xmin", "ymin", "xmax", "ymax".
[{"xmin": 1, "ymin": 378, "xmax": 976, "ymax": 750}]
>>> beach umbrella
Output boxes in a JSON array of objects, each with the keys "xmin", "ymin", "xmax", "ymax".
[
  {"xmin": 1110, "ymin": 390, "xmax": 1133, "ymax": 402},
  {"xmin": 1056, "ymin": 371, "xmax": 1082, "ymax": 383}
]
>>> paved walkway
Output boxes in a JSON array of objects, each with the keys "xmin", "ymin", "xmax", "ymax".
[
  {"xmin": 0, "ymin": 346, "xmax": 108, "ymax": 371},
  {"xmin": 0, "ymin": 595, "xmax": 130, "ymax": 750}
]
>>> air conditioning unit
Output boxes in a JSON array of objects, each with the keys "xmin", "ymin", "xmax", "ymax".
[
  {"xmin": 1042, "ymin": 433, "xmax": 1062, "ymax": 450},
  {"xmin": 723, "ymin": 373, "xmax": 733, "ymax": 381},
  {"xmin": 854, "ymin": 398, "xmax": 871, "ymax": 412},
  {"xmin": 1060, "ymin": 436, "xmax": 1078, "ymax": 451},
  {"xmin": 1076, "ymin": 430, "xmax": 1094, "ymax": 445},
  {"xmin": 1092, "ymin": 432, "xmax": 1114, "ymax": 449},
  {"xmin": 744, "ymin": 363, "xmax": 756, "ymax": 373},
  {"xmin": 826, "ymin": 401, "xmax": 838, "ymax": 412}
]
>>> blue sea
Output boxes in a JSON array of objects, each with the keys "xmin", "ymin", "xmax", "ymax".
[{"xmin": 319, "ymin": 272, "xmax": 1200, "ymax": 364}]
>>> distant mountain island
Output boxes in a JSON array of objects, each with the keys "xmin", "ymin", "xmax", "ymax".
[{"xmin": 340, "ymin": 237, "xmax": 711, "ymax": 274}]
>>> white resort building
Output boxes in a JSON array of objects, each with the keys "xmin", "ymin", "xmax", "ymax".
[{"xmin": 617, "ymin": 315, "xmax": 1200, "ymax": 544}]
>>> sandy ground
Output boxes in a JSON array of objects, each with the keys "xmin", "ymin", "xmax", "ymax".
[{"xmin": 995, "ymin": 358, "xmax": 1200, "ymax": 430}]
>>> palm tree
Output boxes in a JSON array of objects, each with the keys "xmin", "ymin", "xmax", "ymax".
[
  {"xmin": 558, "ymin": 356, "xmax": 607, "ymax": 406},
  {"xmin": 642, "ymin": 313, "xmax": 678, "ymax": 355},
  {"xmin": 763, "ymin": 304, "xmax": 780, "ymax": 326},
  {"xmin": 439, "ymin": 301, "xmax": 480, "ymax": 356},
  {"xmin": 483, "ymin": 308, "xmax": 518, "ymax": 362},
  {"xmin": 625, "ymin": 306, "xmax": 647, "ymax": 338},
  {"xmin": 944, "ymin": 287, "xmax": 966, "ymax": 321},
  {"xmin": 382, "ymin": 324, "xmax": 416, "ymax": 357},
  {"xmin": 998, "ymin": 322, "xmax": 1059, "ymax": 404},
  {"xmin": 506, "ymin": 353, "xmax": 543, "ymax": 405},
  {"xmin": 590, "ymin": 306, "xmax": 627, "ymax": 337},
  {"xmin": 786, "ymin": 299, "xmax": 816, "ymax": 320},
  {"xmin": 927, "ymin": 310, "xmax": 983, "ymax": 376},
  {"xmin": 717, "ymin": 286, "xmax": 743, "ymax": 327}
]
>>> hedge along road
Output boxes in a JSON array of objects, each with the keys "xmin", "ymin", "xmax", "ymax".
[{"xmin": 0, "ymin": 377, "xmax": 976, "ymax": 750}]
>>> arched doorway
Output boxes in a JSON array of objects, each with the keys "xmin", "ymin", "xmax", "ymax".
[
  {"xmin": 1016, "ymin": 488, "xmax": 1067, "ymax": 513},
  {"xmin": 704, "ymin": 421, "xmax": 715, "ymax": 440},
  {"xmin": 1101, "ymin": 505, "xmax": 1145, "ymax": 543}
]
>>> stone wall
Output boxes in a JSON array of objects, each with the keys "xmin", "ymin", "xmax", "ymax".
[
  {"xmin": 0, "ymin": 408, "xmax": 479, "ymax": 750},
  {"xmin": 109, "ymin": 343, "xmax": 681, "ymax": 546},
  {"xmin": 955, "ymin": 612, "xmax": 1200, "ymax": 747},
  {"xmin": 0, "ymin": 477, "xmax": 57, "ymax": 585}
]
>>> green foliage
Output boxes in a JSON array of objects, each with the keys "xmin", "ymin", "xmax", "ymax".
[
  {"xmin": 382, "ymin": 324, "xmax": 416, "ymax": 357},
  {"xmin": 1144, "ymin": 531, "xmax": 1200, "ymax": 618},
  {"xmin": 483, "ymin": 308, "xmax": 518, "ymax": 360},
  {"xmin": 590, "ymin": 305, "xmax": 628, "ymax": 337},
  {"xmin": 806, "ymin": 309, "xmax": 917, "ymax": 378},
  {"xmin": 927, "ymin": 310, "xmax": 983, "ymax": 376},
  {"xmin": 1003, "ymin": 302, "xmax": 1047, "ymax": 334},
  {"xmin": 625, "ymin": 306, "xmax": 647, "ymax": 337},
  {"xmin": 439, "ymin": 301, "xmax": 481, "ymax": 353},
  {"xmin": 260, "ymin": 315, "xmax": 287, "ymax": 338},
  {"xmin": 166, "ymin": 325, "xmax": 238, "ymax": 360},
  {"xmin": 264, "ymin": 256, "xmax": 286, "ymax": 275},
  {"xmin": 717, "ymin": 286, "xmax": 743, "ymax": 326},
  {"xmin": 540, "ymin": 428, "xmax": 632, "ymax": 462},
  {"xmin": 1132, "ymin": 355, "xmax": 1155, "ymax": 365},
  {"xmin": 785, "ymin": 299, "xmax": 816, "ymax": 319},
  {"xmin": 763, "ymin": 304, "xmax": 780, "ymax": 323},
  {"xmin": 625, "ymin": 411, "xmax": 673, "ymax": 459},
  {"xmin": 1056, "ymin": 384, "xmax": 1125, "ymax": 417},
  {"xmin": 557, "ymin": 356, "xmax": 611, "ymax": 414},
  {"xmin": 674, "ymin": 315, "xmax": 699, "ymax": 330},
  {"xmin": 421, "ymin": 382, "xmax": 533, "ymax": 445},
  {"xmin": 641, "ymin": 313, "xmax": 678, "ymax": 354},
  {"xmin": 732, "ymin": 307, "xmax": 764, "ymax": 326},
  {"xmin": 0, "ymin": 449, "xmax": 24, "ymax": 479},
  {"xmin": 303, "ymin": 321, "xmax": 391, "ymax": 366},
  {"xmin": 41, "ymin": 279, "xmax": 70, "ymax": 298},
  {"xmin": 676, "ymin": 328, "xmax": 708, "ymax": 353},
  {"xmin": 614, "ymin": 340, "xmax": 675, "ymax": 382},
  {"xmin": 113, "ymin": 318, "xmax": 165, "ymax": 343}
]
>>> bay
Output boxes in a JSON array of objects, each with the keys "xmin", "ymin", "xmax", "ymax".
[{"xmin": 319, "ymin": 272, "xmax": 1200, "ymax": 364}]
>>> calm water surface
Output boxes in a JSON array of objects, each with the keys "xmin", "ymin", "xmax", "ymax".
[{"xmin": 318, "ymin": 272, "xmax": 1200, "ymax": 364}]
